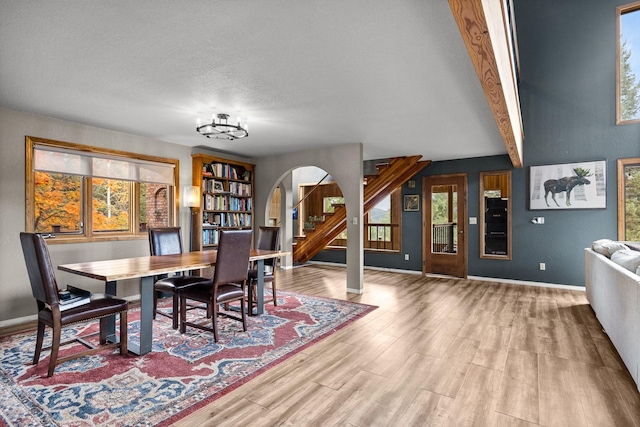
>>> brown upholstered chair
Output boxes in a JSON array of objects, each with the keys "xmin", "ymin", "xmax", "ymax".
[
  {"xmin": 148, "ymin": 227, "xmax": 209, "ymax": 329},
  {"xmin": 247, "ymin": 226, "xmax": 280, "ymax": 313},
  {"xmin": 179, "ymin": 229, "xmax": 252, "ymax": 342},
  {"xmin": 19, "ymin": 232, "xmax": 128, "ymax": 377}
]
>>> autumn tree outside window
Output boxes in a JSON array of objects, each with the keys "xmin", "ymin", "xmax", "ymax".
[{"xmin": 26, "ymin": 136, "xmax": 179, "ymax": 243}]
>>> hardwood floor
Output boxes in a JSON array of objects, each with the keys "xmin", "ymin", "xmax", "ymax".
[{"xmin": 175, "ymin": 264, "xmax": 640, "ymax": 427}]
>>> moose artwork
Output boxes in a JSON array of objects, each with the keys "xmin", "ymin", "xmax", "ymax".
[{"xmin": 530, "ymin": 161, "xmax": 606, "ymax": 210}]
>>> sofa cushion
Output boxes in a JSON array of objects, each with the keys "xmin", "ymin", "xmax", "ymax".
[
  {"xmin": 592, "ymin": 239, "xmax": 629, "ymax": 258},
  {"xmin": 625, "ymin": 242, "xmax": 640, "ymax": 252},
  {"xmin": 611, "ymin": 249, "xmax": 640, "ymax": 273}
]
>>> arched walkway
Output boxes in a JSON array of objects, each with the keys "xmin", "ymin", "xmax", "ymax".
[{"xmin": 252, "ymin": 143, "xmax": 364, "ymax": 293}]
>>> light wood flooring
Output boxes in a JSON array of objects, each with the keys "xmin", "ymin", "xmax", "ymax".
[{"xmin": 176, "ymin": 264, "xmax": 640, "ymax": 427}]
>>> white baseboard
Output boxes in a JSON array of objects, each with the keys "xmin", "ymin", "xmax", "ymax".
[
  {"xmin": 0, "ymin": 314, "xmax": 37, "ymax": 329},
  {"xmin": 307, "ymin": 261, "xmax": 585, "ymax": 291},
  {"xmin": 466, "ymin": 275, "xmax": 585, "ymax": 291}
]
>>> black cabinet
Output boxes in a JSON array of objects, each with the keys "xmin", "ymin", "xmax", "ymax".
[{"xmin": 484, "ymin": 198, "xmax": 507, "ymax": 255}]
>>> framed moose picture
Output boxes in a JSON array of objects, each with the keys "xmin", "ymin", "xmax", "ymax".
[{"xmin": 529, "ymin": 160, "xmax": 606, "ymax": 210}]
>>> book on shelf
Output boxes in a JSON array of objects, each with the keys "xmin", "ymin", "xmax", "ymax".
[{"xmin": 58, "ymin": 285, "xmax": 91, "ymax": 311}]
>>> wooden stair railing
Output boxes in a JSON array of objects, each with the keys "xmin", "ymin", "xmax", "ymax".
[{"xmin": 293, "ymin": 156, "xmax": 431, "ymax": 263}]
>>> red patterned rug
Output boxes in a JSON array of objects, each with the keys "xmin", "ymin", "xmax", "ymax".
[{"xmin": 0, "ymin": 291, "xmax": 376, "ymax": 426}]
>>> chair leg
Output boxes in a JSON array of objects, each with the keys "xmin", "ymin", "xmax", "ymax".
[
  {"xmin": 240, "ymin": 297, "xmax": 247, "ymax": 332},
  {"xmin": 272, "ymin": 278, "xmax": 277, "ymax": 307},
  {"xmin": 119, "ymin": 310, "xmax": 128, "ymax": 355},
  {"xmin": 47, "ymin": 324, "xmax": 61, "ymax": 377},
  {"xmin": 247, "ymin": 282, "xmax": 255, "ymax": 316},
  {"xmin": 179, "ymin": 296, "xmax": 187, "ymax": 334},
  {"xmin": 172, "ymin": 292, "xmax": 179, "ymax": 329},
  {"xmin": 99, "ymin": 317, "xmax": 107, "ymax": 344},
  {"xmin": 212, "ymin": 301, "xmax": 219, "ymax": 343},
  {"xmin": 33, "ymin": 321, "xmax": 45, "ymax": 365}
]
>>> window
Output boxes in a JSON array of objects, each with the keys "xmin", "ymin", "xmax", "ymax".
[
  {"xmin": 618, "ymin": 157, "xmax": 640, "ymax": 240},
  {"xmin": 26, "ymin": 136, "xmax": 179, "ymax": 242},
  {"xmin": 365, "ymin": 191, "xmax": 401, "ymax": 251},
  {"xmin": 617, "ymin": 2, "xmax": 640, "ymax": 124},
  {"xmin": 479, "ymin": 170, "xmax": 512, "ymax": 259}
]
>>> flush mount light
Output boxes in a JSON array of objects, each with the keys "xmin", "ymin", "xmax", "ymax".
[{"xmin": 196, "ymin": 113, "xmax": 248, "ymax": 140}]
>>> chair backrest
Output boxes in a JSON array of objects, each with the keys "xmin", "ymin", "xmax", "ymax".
[
  {"xmin": 213, "ymin": 229, "xmax": 252, "ymax": 287},
  {"xmin": 256, "ymin": 226, "xmax": 280, "ymax": 267},
  {"xmin": 148, "ymin": 227, "xmax": 183, "ymax": 256},
  {"xmin": 20, "ymin": 232, "xmax": 60, "ymax": 306}
]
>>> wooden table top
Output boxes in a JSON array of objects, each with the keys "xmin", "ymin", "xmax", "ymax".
[{"xmin": 58, "ymin": 249, "xmax": 290, "ymax": 282}]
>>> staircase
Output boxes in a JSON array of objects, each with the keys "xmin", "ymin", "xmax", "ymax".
[{"xmin": 293, "ymin": 155, "xmax": 431, "ymax": 263}]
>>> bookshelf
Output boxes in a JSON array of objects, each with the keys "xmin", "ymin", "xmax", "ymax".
[{"xmin": 191, "ymin": 154, "xmax": 255, "ymax": 251}]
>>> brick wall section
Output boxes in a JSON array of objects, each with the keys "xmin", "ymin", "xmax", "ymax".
[{"xmin": 143, "ymin": 184, "xmax": 169, "ymax": 229}]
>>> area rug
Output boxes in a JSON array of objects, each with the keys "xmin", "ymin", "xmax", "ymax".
[{"xmin": 0, "ymin": 291, "xmax": 376, "ymax": 426}]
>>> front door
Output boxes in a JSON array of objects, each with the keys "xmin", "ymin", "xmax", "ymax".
[{"xmin": 423, "ymin": 173, "xmax": 467, "ymax": 278}]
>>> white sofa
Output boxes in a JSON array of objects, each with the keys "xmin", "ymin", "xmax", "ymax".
[{"xmin": 585, "ymin": 241, "xmax": 640, "ymax": 391}]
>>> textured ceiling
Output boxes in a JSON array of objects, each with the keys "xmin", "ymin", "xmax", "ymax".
[{"xmin": 0, "ymin": 0, "xmax": 507, "ymax": 162}]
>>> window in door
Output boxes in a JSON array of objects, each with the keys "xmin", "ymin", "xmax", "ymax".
[{"xmin": 431, "ymin": 184, "xmax": 458, "ymax": 254}]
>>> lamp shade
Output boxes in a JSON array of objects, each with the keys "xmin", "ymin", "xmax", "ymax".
[{"xmin": 183, "ymin": 186, "xmax": 200, "ymax": 208}]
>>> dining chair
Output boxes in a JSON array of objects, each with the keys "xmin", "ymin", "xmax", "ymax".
[
  {"xmin": 247, "ymin": 226, "xmax": 280, "ymax": 314},
  {"xmin": 179, "ymin": 229, "xmax": 252, "ymax": 342},
  {"xmin": 148, "ymin": 227, "xmax": 209, "ymax": 329},
  {"xmin": 19, "ymin": 232, "xmax": 128, "ymax": 377}
]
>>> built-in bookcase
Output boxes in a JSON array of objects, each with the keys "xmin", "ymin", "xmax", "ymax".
[{"xmin": 191, "ymin": 154, "xmax": 254, "ymax": 251}]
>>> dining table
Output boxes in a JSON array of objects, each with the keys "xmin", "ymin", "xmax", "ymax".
[{"xmin": 58, "ymin": 249, "xmax": 290, "ymax": 355}]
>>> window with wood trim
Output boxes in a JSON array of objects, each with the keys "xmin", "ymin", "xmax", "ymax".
[
  {"xmin": 617, "ymin": 2, "xmax": 640, "ymax": 124},
  {"xmin": 618, "ymin": 157, "xmax": 640, "ymax": 240},
  {"xmin": 479, "ymin": 170, "xmax": 512, "ymax": 260},
  {"xmin": 298, "ymin": 181, "xmax": 401, "ymax": 252},
  {"xmin": 26, "ymin": 136, "xmax": 179, "ymax": 243}
]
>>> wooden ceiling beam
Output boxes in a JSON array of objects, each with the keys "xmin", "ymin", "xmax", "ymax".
[{"xmin": 448, "ymin": 0, "xmax": 524, "ymax": 168}]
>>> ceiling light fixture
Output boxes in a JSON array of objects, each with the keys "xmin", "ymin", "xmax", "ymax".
[{"xmin": 196, "ymin": 113, "xmax": 248, "ymax": 140}]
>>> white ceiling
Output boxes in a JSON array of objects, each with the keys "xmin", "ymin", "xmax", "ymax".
[{"xmin": 0, "ymin": 0, "xmax": 507, "ymax": 162}]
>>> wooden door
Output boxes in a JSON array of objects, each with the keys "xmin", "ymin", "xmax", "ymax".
[{"xmin": 423, "ymin": 173, "xmax": 467, "ymax": 278}]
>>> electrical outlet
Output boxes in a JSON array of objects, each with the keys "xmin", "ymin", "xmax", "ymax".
[
  {"xmin": 405, "ymin": 254, "xmax": 410, "ymax": 261},
  {"xmin": 539, "ymin": 262, "xmax": 546, "ymax": 271}
]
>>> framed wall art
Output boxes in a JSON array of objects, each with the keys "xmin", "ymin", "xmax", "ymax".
[
  {"xmin": 529, "ymin": 160, "xmax": 606, "ymax": 210},
  {"xmin": 404, "ymin": 194, "xmax": 420, "ymax": 211}
]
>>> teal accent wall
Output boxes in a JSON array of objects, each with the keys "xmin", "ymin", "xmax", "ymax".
[{"xmin": 315, "ymin": 0, "xmax": 640, "ymax": 287}]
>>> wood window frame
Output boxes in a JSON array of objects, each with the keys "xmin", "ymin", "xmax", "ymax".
[
  {"xmin": 617, "ymin": 157, "xmax": 640, "ymax": 240},
  {"xmin": 479, "ymin": 170, "xmax": 512, "ymax": 260},
  {"xmin": 26, "ymin": 136, "xmax": 180, "ymax": 244}
]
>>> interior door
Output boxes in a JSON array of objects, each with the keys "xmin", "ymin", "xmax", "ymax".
[{"xmin": 423, "ymin": 173, "xmax": 467, "ymax": 278}]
